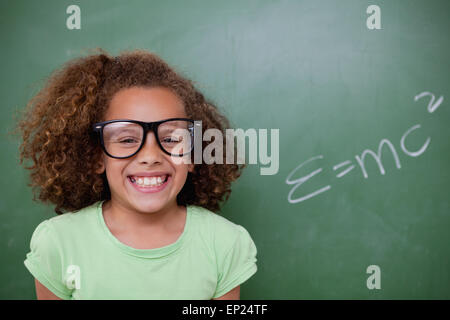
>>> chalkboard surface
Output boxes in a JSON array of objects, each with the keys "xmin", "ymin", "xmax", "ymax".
[{"xmin": 1, "ymin": 0, "xmax": 449, "ymax": 299}]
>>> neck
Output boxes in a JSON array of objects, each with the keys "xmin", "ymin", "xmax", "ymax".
[{"xmin": 102, "ymin": 198, "xmax": 185, "ymax": 233}]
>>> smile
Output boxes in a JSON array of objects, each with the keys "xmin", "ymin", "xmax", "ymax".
[
  {"xmin": 127, "ymin": 175, "xmax": 170, "ymax": 193},
  {"xmin": 129, "ymin": 175, "xmax": 169, "ymax": 187}
]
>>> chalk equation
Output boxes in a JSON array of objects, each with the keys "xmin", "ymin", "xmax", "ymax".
[{"xmin": 286, "ymin": 91, "xmax": 445, "ymax": 204}]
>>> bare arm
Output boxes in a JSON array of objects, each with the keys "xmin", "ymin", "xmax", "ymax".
[
  {"xmin": 34, "ymin": 279, "xmax": 62, "ymax": 300},
  {"xmin": 212, "ymin": 285, "xmax": 240, "ymax": 300}
]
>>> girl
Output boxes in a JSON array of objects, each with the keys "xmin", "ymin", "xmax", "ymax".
[{"xmin": 16, "ymin": 49, "xmax": 257, "ymax": 300}]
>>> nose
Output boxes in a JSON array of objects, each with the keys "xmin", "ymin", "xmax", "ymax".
[{"xmin": 135, "ymin": 131, "xmax": 164, "ymax": 164}]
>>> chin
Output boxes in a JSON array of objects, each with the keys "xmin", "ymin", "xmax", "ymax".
[{"xmin": 130, "ymin": 198, "xmax": 173, "ymax": 214}]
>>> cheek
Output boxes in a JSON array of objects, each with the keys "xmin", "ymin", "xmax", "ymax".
[
  {"xmin": 174, "ymin": 166, "xmax": 189, "ymax": 179},
  {"xmin": 103, "ymin": 161, "xmax": 126, "ymax": 185},
  {"xmin": 171, "ymin": 164, "xmax": 190, "ymax": 186},
  {"xmin": 166, "ymin": 153, "xmax": 190, "ymax": 171}
]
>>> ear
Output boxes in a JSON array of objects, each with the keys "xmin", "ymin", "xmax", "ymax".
[
  {"xmin": 187, "ymin": 163, "xmax": 194, "ymax": 173},
  {"xmin": 95, "ymin": 154, "xmax": 105, "ymax": 174}
]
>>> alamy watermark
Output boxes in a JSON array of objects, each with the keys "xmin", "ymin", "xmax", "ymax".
[{"xmin": 171, "ymin": 121, "xmax": 279, "ymax": 175}]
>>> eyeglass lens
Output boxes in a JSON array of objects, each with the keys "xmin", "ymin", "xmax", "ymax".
[{"xmin": 102, "ymin": 120, "xmax": 193, "ymax": 158}]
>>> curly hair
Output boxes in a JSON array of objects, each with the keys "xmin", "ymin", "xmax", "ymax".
[{"xmin": 13, "ymin": 48, "xmax": 245, "ymax": 214}]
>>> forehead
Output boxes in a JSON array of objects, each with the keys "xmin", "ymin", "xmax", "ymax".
[{"xmin": 105, "ymin": 86, "xmax": 186, "ymax": 121}]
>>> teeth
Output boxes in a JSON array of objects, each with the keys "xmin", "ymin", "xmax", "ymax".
[{"xmin": 131, "ymin": 175, "xmax": 166, "ymax": 187}]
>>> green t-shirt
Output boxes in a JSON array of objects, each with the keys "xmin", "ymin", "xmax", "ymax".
[{"xmin": 24, "ymin": 201, "xmax": 257, "ymax": 300}]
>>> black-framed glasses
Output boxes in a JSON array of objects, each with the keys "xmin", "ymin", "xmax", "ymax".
[{"xmin": 92, "ymin": 118, "xmax": 195, "ymax": 159}]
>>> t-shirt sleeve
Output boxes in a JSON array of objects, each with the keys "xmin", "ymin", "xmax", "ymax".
[
  {"xmin": 213, "ymin": 225, "xmax": 257, "ymax": 298},
  {"xmin": 24, "ymin": 220, "xmax": 72, "ymax": 300}
]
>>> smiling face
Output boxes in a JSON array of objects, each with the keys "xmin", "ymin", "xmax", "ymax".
[{"xmin": 96, "ymin": 86, "xmax": 194, "ymax": 215}]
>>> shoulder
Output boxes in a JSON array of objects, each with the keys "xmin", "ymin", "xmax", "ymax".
[
  {"xmin": 36, "ymin": 201, "xmax": 100, "ymax": 240},
  {"xmin": 188, "ymin": 205, "xmax": 243, "ymax": 237},
  {"xmin": 48, "ymin": 201, "xmax": 99, "ymax": 225},
  {"xmin": 24, "ymin": 203, "xmax": 100, "ymax": 300},
  {"xmin": 187, "ymin": 206, "xmax": 258, "ymax": 298},
  {"xmin": 187, "ymin": 205, "xmax": 254, "ymax": 253}
]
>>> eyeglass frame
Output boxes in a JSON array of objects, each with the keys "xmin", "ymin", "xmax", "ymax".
[{"xmin": 92, "ymin": 118, "xmax": 195, "ymax": 159}]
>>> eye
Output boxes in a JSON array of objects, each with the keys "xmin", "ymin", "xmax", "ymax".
[
  {"xmin": 119, "ymin": 138, "xmax": 139, "ymax": 144},
  {"xmin": 161, "ymin": 136, "xmax": 182, "ymax": 143}
]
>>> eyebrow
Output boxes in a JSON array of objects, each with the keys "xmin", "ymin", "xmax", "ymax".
[{"xmin": 108, "ymin": 128, "xmax": 140, "ymax": 136}]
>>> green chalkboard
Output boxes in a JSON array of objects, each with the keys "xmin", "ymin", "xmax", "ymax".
[{"xmin": 1, "ymin": 0, "xmax": 449, "ymax": 299}]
